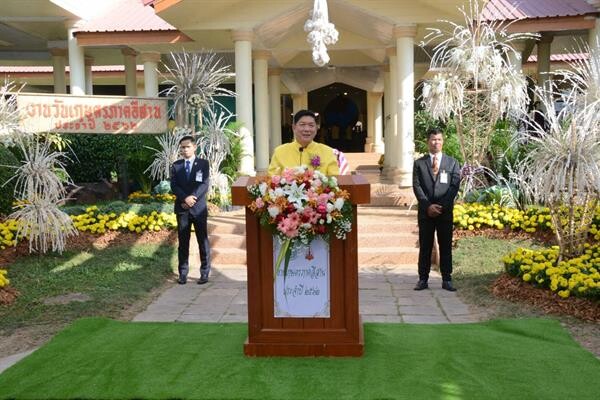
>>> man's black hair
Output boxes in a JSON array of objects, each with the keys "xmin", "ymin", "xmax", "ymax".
[
  {"xmin": 179, "ymin": 135, "xmax": 195, "ymax": 145},
  {"xmin": 427, "ymin": 127, "xmax": 444, "ymax": 139},
  {"xmin": 293, "ymin": 109, "xmax": 317, "ymax": 124}
]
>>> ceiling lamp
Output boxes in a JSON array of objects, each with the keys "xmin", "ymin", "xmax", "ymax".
[{"xmin": 304, "ymin": 0, "xmax": 339, "ymax": 67}]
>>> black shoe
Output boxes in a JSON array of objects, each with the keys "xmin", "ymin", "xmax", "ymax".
[
  {"xmin": 442, "ymin": 281, "xmax": 457, "ymax": 292},
  {"xmin": 414, "ymin": 280, "xmax": 429, "ymax": 290},
  {"xmin": 197, "ymin": 275, "xmax": 209, "ymax": 285},
  {"xmin": 177, "ymin": 276, "xmax": 187, "ymax": 285}
]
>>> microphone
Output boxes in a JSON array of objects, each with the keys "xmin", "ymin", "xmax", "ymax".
[{"xmin": 299, "ymin": 147, "xmax": 304, "ymax": 152}]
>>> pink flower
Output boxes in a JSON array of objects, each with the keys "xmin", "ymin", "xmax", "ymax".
[
  {"xmin": 318, "ymin": 193, "xmax": 330, "ymax": 205},
  {"xmin": 255, "ymin": 198, "xmax": 264, "ymax": 208},
  {"xmin": 283, "ymin": 169, "xmax": 295, "ymax": 182},
  {"xmin": 277, "ymin": 216, "xmax": 300, "ymax": 238},
  {"xmin": 316, "ymin": 204, "xmax": 327, "ymax": 214},
  {"xmin": 271, "ymin": 175, "xmax": 281, "ymax": 186}
]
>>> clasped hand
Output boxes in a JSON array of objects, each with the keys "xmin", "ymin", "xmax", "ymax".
[
  {"xmin": 181, "ymin": 195, "xmax": 197, "ymax": 210},
  {"xmin": 427, "ymin": 204, "xmax": 442, "ymax": 218}
]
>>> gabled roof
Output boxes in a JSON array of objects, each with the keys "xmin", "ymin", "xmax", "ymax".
[
  {"xmin": 0, "ymin": 65, "xmax": 144, "ymax": 73},
  {"xmin": 76, "ymin": 0, "xmax": 175, "ymax": 33},
  {"xmin": 482, "ymin": 0, "xmax": 598, "ymax": 21},
  {"xmin": 527, "ymin": 52, "xmax": 588, "ymax": 63}
]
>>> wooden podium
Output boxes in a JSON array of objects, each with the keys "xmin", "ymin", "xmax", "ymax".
[{"xmin": 232, "ymin": 175, "xmax": 370, "ymax": 357}]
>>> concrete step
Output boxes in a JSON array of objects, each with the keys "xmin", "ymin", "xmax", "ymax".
[
  {"xmin": 357, "ymin": 221, "xmax": 418, "ymax": 234},
  {"xmin": 209, "ymin": 230, "xmax": 417, "ymax": 249},
  {"xmin": 358, "ymin": 247, "xmax": 420, "ymax": 265},
  {"xmin": 358, "ymin": 232, "xmax": 418, "ymax": 248},
  {"xmin": 209, "ymin": 233, "xmax": 246, "ymax": 248},
  {"xmin": 209, "ymin": 246, "xmax": 419, "ymax": 266},
  {"xmin": 197, "ymin": 205, "xmax": 421, "ymax": 266},
  {"xmin": 344, "ymin": 152, "xmax": 382, "ymax": 172},
  {"xmin": 208, "ymin": 219, "xmax": 246, "ymax": 235}
]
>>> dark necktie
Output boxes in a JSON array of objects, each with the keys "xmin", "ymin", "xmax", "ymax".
[
  {"xmin": 432, "ymin": 155, "xmax": 439, "ymax": 176},
  {"xmin": 185, "ymin": 160, "xmax": 191, "ymax": 179}
]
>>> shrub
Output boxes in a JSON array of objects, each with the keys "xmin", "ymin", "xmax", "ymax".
[
  {"xmin": 63, "ymin": 134, "xmax": 159, "ymax": 185},
  {"xmin": 0, "ymin": 146, "xmax": 18, "ymax": 215},
  {"xmin": 414, "ymin": 111, "xmax": 463, "ymax": 163},
  {"xmin": 220, "ymin": 121, "xmax": 243, "ymax": 182}
]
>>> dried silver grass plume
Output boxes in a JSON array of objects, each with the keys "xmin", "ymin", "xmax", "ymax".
[
  {"xmin": 145, "ymin": 127, "xmax": 191, "ymax": 181},
  {"xmin": 160, "ymin": 50, "xmax": 235, "ymax": 126},
  {"xmin": 6, "ymin": 136, "xmax": 77, "ymax": 254},
  {"xmin": 196, "ymin": 108, "xmax": 236, "ymax": 204},
  {"xmin": 516, "ymin": 83, "xmax": 600, "ymax": 260},
  {"xmin": 0, "ymin": 80, "xmax": 27, "ymax": 147},
  {"xmin": 10, "ymin": 198, "xmax": 77, "ymax": 254},
  {"xmin": 554, "ymin": 41, "xmax": 600, "ymax": 122},
  {"xmin": 7, "ymin": 138, "xmax": 71, "ymax": 201},
  {"xmin": 420, "ymin": 0, "xmax": 538, "ymax": 166}
]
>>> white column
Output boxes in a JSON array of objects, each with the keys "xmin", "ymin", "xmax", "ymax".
[
  {"xmin": 589, "ymin": 17, "xmax": 599, "ymax": 51},
  {"xmin": 122, "ymin": 48, "xmax": 138, "ymax": 96},
  {"xmin": 49, "ymin": 47, "xmax": 67, "ymax": 94},
  {"xmin": 366, "ymin": 92, "xmax": 383, "ymax": 152},
  {"xmin": 394, "ymin": 25, "xmax": 416, "ymax": 187},
  {"xmin": 66, "ymin": 21, "xmax": 85, "ymax": 96},
  {"xmin": 141, "ymin": 52, "xmax": 160, "ymax": 97},
  {"xmin": 292, "ymin": 93, "xmax": 308, "ymax": 113},
  {"xmin": 373, "ymin": 92, "xmax": 384, "ymax": 154},
  {"xmin": 537, "ymin": 34, "xmax": 553, "ymax": 93},
  {"xmin": 508, "ymin": 40, "xmax": 527, "ymax": 73},
  {"xmin": 385, "ymin": 47, "xmax": 398, "ymax": 177},
  {"xmin": 84, "ymin": 56, "xmax": 93, "ymax": 95},
  {"xmin": 232, "ymin": 30, "xmax": 255, "ymax": 175},
  {"xmin": 382, "ymin": 63, "xmax": 390, "ymax": 163},
  {"xmin": 268, "ymin": 67, "xmax": 283, "ymax": 153},
  {"xmin": 253, "ymin": 50, "xmax": 270, "ymax": 173}
]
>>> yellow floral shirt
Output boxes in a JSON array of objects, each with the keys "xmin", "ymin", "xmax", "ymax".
[{"xmin": 268, "ymin": 140, "xmax": 340, "ymax": 176}]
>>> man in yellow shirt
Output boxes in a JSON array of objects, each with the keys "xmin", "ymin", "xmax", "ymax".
[{"xmin": 268, "ymin": 109, "xmax": 340, "ymax": 176}]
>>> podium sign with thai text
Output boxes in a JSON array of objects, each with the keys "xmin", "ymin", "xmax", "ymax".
[
  {"xmin": 273, "ymin": 236, "xmax": 330, "ymax": 318},
  {"xmin": 16, "ymin": 93, "xmax": 167, "ymax": 134}
]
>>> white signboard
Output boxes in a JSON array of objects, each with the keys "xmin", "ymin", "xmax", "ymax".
[
  {"xmin": 16, "ymin": 93, "xmax": 168, "ymax": 134},
  {"xmin": 274, "ymin": 236, "xmax": 330, "ymax": 318}
]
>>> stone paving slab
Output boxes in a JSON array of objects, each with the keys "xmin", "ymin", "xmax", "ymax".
[
  {"xmin": 0, "ymin": 350, "xmax": 35, "ymax": 375},
  {"xmin": 132, "ymin": 265, "xmax": 477, "ymax": 326}
]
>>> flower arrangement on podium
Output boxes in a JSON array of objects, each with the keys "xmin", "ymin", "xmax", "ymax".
[{"xmin": 248, "ymin": 166, "xmax": 353, "ymax": 279}]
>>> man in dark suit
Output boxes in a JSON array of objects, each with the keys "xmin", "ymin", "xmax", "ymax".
[
  {"xmin": 170, "ymin": 135, "xmax": 211, "ymax": 285},
  {"xmin": 412, "ymin": 128, "xmax": 461, "ymax": 291}
]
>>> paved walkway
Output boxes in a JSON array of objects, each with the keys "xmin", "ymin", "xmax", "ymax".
[{"xmin": 133, "ymin": 265, "xmax": 479, "ymax": 324}]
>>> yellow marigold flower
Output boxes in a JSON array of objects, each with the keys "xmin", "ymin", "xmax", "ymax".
[{"xmin": 522, "ymin": 273, "xmax": 532, "ymax": 282}]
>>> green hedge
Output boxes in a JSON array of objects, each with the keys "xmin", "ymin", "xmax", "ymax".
[
  {"xmin": 63, "ymin": 134, "xmax": 159, "ymax": 184},
  {"xmin": 61, "ymin": 201, "xmax": 174, "ymax": 216},
  {"xmin": 0, "ymin": 146, "xmax": 18, "ymax": 216}
]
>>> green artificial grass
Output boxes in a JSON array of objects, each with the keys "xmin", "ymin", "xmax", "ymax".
[{"xmin": 1, "ymin": 318, "xmax": 599, "ymax": 400}]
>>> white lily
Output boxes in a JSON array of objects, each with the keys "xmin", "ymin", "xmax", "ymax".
[{"xmin": 284, "ymin": 180, "xmax": 308, "ymax": 208}]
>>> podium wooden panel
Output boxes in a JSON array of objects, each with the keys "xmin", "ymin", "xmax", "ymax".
[{"xmin": 232, "ymin": 175, "xmax": 370, "ymax": 357}]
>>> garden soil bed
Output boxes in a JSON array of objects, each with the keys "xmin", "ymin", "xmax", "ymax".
[{"xmin": 492, "ymin": 274, "xmax": 600, "ymax": 323}]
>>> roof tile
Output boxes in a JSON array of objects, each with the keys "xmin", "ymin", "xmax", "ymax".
[
  {"xmin": 483, "ymin": 0, "xmax": 597, "ymax": 20},
  {"xmin": 76, "ymin": 0, "xmax": 175, "ymax": 33}
]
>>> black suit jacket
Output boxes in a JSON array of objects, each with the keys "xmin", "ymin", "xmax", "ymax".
[
  {"xmin": 412, "ymin": 154, "xmax": 460, "ymax": 220},
  {"xmin": 170, "ymin": 158, "xmax": 210, "ymax": 217}
]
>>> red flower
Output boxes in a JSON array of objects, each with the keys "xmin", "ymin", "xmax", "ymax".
[{"xmin": 316, "ymin": 224, "xmax": 326, "ymax": 234}]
